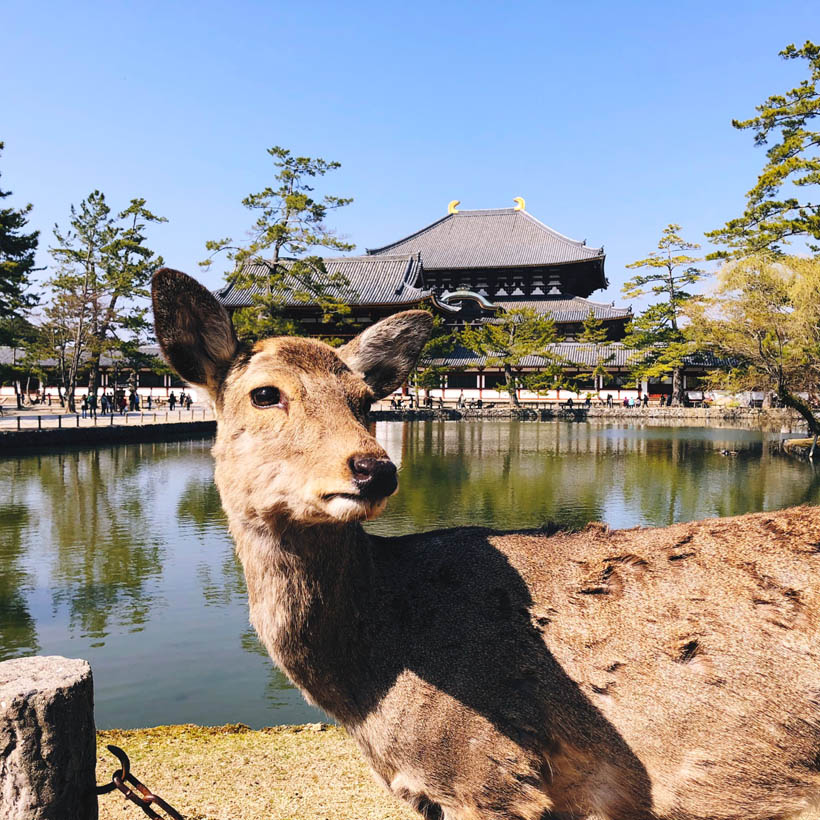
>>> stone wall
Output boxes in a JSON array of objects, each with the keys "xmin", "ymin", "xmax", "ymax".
[
  {"xmin": 0, "ymin": 420, "xmax": 217, "ymax": 451},
  {"xmin": 372, "ymin": 406, "xmax": 808, "ymax": 431}
]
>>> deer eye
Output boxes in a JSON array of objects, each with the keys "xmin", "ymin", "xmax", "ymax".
[{"xmin": 251, "ymin": 386, "xmax": 286, "ymax": 409}]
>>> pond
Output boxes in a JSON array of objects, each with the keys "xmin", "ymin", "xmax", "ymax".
[{"xmin": 1, "ymin": 421, "xmax": 818, "ymax": 729}]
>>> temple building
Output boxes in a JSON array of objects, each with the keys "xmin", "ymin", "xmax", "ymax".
[
  {"xmin": 365, "ymin": 198, "xmax": 631, "ymax": 341},
  {"xmin": 215, "ymin": 198, "xmax": 632, "ymax": 342},
  {"xmin": 214, "ymin": 199, "xmax": 682, "ymax": 401}
]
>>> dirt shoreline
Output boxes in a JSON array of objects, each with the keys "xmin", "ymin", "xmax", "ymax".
[{"xmin": 96, "ymin": 723, "xmax": 416, "ymax": 820}]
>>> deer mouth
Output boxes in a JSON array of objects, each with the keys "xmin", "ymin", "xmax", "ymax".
[{"xmin": 321, "ymin": 492, "xmax": 388, "ymax": 521}]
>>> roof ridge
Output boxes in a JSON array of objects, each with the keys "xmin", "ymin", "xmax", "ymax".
[
  {"xmin": 248, "ymin": 253, "xmax": 419, "ymax": 264},
  {"xmin": 365, "ymin": 213, "xmax": 454, "ymax": 255},
  {"xmin": 518, "ymin": 210, "xmax": 603, "ymax": 253}
]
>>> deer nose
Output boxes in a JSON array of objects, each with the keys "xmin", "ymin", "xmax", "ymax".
[{"xmin": 349, "ymin": 456, "xmax": 398, "ymax": 499}]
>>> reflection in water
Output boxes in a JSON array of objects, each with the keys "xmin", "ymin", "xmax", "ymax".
[
  {"xmin": 0, "ymin": 497, "xmax": 39, "ymax": 659},
  {"xmin": 40, "ymin": 448, "xmax": 165, "ymax": 643},
  {"xmin": 367, "ymin": 422, "xmax": 820, "ymax": 536},
  {"xmin": 0, "ymin": 423, "xmax": 817, "ymax": 728}
]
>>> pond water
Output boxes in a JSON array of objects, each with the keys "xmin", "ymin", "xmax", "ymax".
[{"xmin": 1, "ymin": 421, "xmax": 818, "ymax": 729}]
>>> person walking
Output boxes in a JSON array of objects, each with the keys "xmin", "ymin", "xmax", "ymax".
[
  {"xmin": 147, "ymin": 394, "xmax": 152, "ymax": 410},
  {"xmin": 87, "ymin": 392, "xmax": 97, "ymax": 419},
  {"xmin": 81, "ymin": 395, "xmax": 88, "ymax": 419},
  {"xmin": 186, "ymin": 394, "xmax": 192, "ymax": 410},
  {"xmin": 606, "ymin": 393, "xmax": 613, "ymax": 408},
  {"xmin": 642, "ymin": 393, "xmax": 649, "ymax": 407},
  {"xmin": 169, "ymin": 391, "xmax": 176, "ymax": 411}
]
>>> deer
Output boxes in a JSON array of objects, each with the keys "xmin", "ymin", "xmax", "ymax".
[{"xmin": 153, "ymin": 266, "xmax": 820, "ymax": 820}]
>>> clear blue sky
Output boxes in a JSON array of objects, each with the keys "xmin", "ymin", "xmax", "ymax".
[{"xmin": 3, "ymin": 0, "xmax": 817, "ymax": 307}]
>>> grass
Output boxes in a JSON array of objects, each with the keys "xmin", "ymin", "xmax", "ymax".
[{"xmin": 96, "ymin": 723, "xmax": 417, "ymax": 820}]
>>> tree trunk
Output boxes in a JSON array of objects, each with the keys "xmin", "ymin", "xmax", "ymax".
[
  {"xmin": 670, "ymin": 367, "xmax": 685, "ymax": 406},
  {"xmin": 504, "ymin": 364, "xmax": 520, "ymax": 407},
  {"xmin": 89, "ymin": 357, "xmax": 101, "ymax": 402},
  {"xmin": 777, "ymin": 386, "xmax": 820, "ymax": 438},
  {"xmin": 13, "ymin": 380, "xmax": 23, "ymax": 409}
]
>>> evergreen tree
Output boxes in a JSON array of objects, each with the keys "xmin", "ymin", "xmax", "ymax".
[
  {"xmin": 461, "ymin": 309, "xmax": 562, "ymax": 407},
  {"xmin": 412, "ymin": 313, "xmax": 458, "ymax": 402},
  {"xmin": 49, "ymin": 192, "xmax": 165, "ymax": 412},
  {"xmin": 0, "ymin": 141, "xmax": 39, "ymax": 321},
  {"xmin": 686, "ymin": 255, "xmax": 820, "ymax": 453},
  {"xmin": 0, "ymin": 316, "xmax": 38, "ymax": 408},
  {"xmin": 622, "ymin": 225, "xmax": 704, "ymax": 406},
  {"xmin": 202, "ymin": 146, "xmax": 355, "ymax": 341},
  {"xmin": 578, "ymin": 310, "xmax": 613, "ymax": 391},
  {"xmin": 707, "ymin": 41, "xmax": 820, "ymax": 255}
]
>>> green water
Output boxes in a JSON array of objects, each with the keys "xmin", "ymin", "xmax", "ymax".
[{"xmin": 1, "ymin": 421, "xmax": 817, "ymax": 728}]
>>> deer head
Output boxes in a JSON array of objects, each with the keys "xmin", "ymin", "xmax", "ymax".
[{"xmin": 152, "ymin": 268, "xmax": 432, "ymax": 525}]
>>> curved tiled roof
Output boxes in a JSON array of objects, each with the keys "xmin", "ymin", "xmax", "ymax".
[
  {"xmin": 432, "ymin": 344, "xmax": 641, "ymax": 369},
  {"xmin": 431, "ymin": 344, "xmax": 727, "ymax": 370},
  {"xmin": 215, "ymin": 255, "xmax": 431, "ymax": 309},
  {"xmin": 491, "ymin": 297, "xmax": 631, "ymax": 323},
  {"xmin": 367, "ymin": 208, "xmax": 604, "ymax": 270}
]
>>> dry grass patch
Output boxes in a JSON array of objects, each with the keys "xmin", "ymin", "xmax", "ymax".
[{"xmin": 96, "ymin": 724, "xmax": 416, "ymax": 820}]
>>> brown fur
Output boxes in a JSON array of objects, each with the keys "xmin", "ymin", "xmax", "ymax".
[{"xmin": 153, "ymin": 268, "xmax": 820, "ymax": 820}]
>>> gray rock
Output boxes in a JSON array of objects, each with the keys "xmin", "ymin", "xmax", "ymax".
[{"xmin": 0, "ymin": 656, "xmax": 97, "ymax": 820}]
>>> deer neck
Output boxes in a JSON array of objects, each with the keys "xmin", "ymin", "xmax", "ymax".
[{"xmin": 231, "ymin": 516, "xmax": 376, "ymax": 722}]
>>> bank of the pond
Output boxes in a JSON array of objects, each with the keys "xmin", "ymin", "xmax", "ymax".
[
  {"xmin": 0, "ymin": 407, "xmax": 809, "ymax": 452},
  {"xmin": 96, "ymin": 724, "xmax": 416, "ymax": 820},
  {"xmin": 0, "ymin": 419, "xmax": 216, "ymax": 450},
  {"xmin": 785, "ymin": 438, "xmax": 818, "ymax": 460},
  {"xmin": 372, "ymin": 405, "xmax": 809, "ymax": 432}
]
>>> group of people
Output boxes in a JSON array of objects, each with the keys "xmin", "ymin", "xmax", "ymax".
[
  {"xmin": 601, "ymin": 393, "xmax": 651, "ymax": 408},
  {"xmin": 79, "ymin": 389, "xmax": 181, "ymax": 419},
  {"xmin": 81, "ymin": 390, "xmax": 136, "ymax": 418},
  {"xmin": 167, "ymin": 391, "xmax": 194, "ymax": 411}
]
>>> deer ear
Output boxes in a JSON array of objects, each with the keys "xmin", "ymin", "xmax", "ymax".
[
  {"xmin": 152, "ymin": 268, "xmax": 239, "ymax": 393},
  {"xmin": 339, "ymin": 310, "xmax": 433, "ymax": 399}
]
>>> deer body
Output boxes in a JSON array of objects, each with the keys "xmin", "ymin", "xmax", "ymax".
[{"xmin": 154, "ymin": 269, "xmax": 820, "ymax": 820}]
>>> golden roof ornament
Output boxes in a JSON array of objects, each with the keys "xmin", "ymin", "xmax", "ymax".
[
  {"xmin": 447, "ymin": 200, "xmax": 460, "ymax": 214},
  {"xmin": 513, "ymin": 197, "xmax": 526, "ymax": 211}
]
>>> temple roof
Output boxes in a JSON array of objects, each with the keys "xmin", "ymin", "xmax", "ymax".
[
  {"xmin": 489, "ymin": 296, "xmax": 631, "ymax": 323},
  {"xmin": 367, "ymin": 208, "xmax": 604, "ymax": 271},
  {"xmin": 431, "ymin": 344, "xmax": 726, "ymax": 370},
  {"xmin": 215, "ymin": 254, "xmax": 431, "ymax": 309}
]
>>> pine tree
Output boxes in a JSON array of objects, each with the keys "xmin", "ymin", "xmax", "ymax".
[
  {"xmin": 202, "ymin": 146, "xmax": 355, "ymax": 341},
  {"xmin": 707, "ymin": 41, "xmax": 820, "ymax": 255},
  {"xmin": 0, "ymin": 141, "xmax": 39, "ymax": 322},
  {"xmin": 686, "ymin": 255, "xmax": 820, "ymax": 453},
  {"xmin": 412, "ymin": 313, "xmax": 458, "ymax": 403},
  {"xmin": 461, "ymin": 309, "xmax": 561, "ymax": 407},
  {"xmin": 622, "ymin": 225, "xmax": 704, "ymax": 405},
  {"xmin": 578, "ymin": 310, "xmax": 613, "ymax": 391},
  {"xmin": 48, "ymin": 192, "xmax": 165, "ymax": 412}
]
